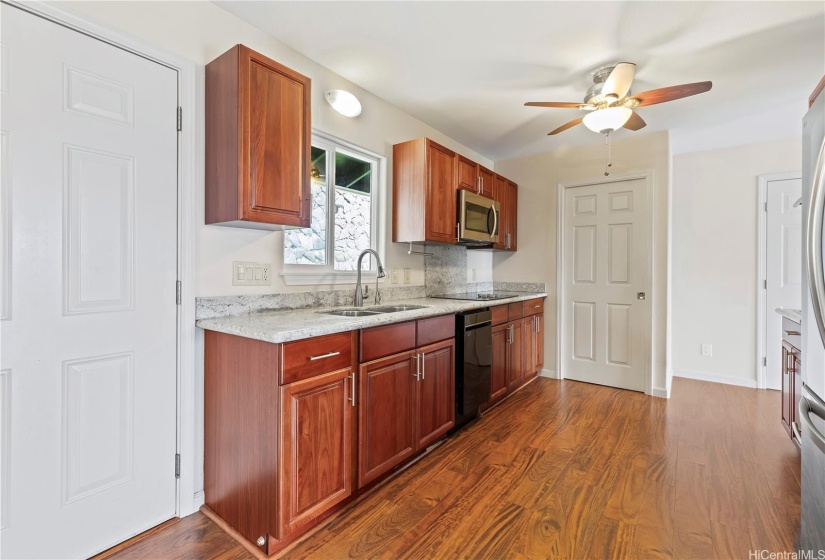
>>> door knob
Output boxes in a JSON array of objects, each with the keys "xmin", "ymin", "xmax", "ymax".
[{"xmin": 637, "ymin": 292, "xmax": 646, "ymax": 300}]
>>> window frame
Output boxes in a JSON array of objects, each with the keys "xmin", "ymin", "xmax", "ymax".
[{"xmin": 281, "ymin": 130, "xmax": 385, "ymax": 286}]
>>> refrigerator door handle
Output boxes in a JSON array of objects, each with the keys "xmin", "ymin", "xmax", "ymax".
[
  {"xmin": 800, "ymin": 384, "xmax": 825, "ymax": 454},
  {"xmin": 806, "ymin": 138, "xmax": 825, "ymax": 345}
]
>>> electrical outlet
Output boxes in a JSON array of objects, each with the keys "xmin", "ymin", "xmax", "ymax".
[
  {"xmin": 233, "ymin": 261, "xmax": 272, "ymax": 286},
  {"xmin": 390, "ymin": 269, "xmax": 399, "ymax": 284},
  {"xmin": 701, "ymin": 344, "xmax": 713, "ymax": 357},
  {"xmin": 403, "ymin": 268, "xmax": 411, "ymax": 284}
]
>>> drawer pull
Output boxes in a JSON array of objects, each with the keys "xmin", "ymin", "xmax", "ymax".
[
  {"xmin": 309, "ymin": 351, "xmax": 340, "ymax": 361},
  {"xmin": 348, "ymin": 372, "xmax": 356, "ymax": 407}
]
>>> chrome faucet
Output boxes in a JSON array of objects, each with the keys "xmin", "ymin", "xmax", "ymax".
[{"xmin": 354, "ymin": 249, "xmax": 386, "ymax": 307}]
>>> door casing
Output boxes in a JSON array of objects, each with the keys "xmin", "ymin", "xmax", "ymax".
[{"xmin": 556, "ymin": 171, "xmax": 655, "ymax": 395}]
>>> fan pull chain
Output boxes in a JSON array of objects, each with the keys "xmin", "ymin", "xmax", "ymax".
[{"xmin": 604, "ymin": 131, "xmax": 613, "ymax": 176}]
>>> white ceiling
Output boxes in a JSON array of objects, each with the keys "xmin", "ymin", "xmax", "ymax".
[{"xmin": 215, "ymin": 1, "xmax": 825, "ymax": 161}]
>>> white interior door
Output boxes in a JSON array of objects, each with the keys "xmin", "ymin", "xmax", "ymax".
[
  {"xmin": 0, "ymin": 6, "xmax": 179, "ymax": 558},
  {"xmin": 561, "ymin": 178, "xmax": 650, "ymax": 392},
  {"xmin": 765, "ymin": 177, "xmax": 803, "ymax": 390}
]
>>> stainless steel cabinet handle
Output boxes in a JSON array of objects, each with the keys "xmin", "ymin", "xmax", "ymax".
[
  {"xmin": 414, "ymin": 354, "xmax": 420, "ymax": 380},
  {"xmin": 348, "ymin": 372, "xmax": 356, "ymax": 407},
  {"xmin": 421, "ymin": 353, "xmax": 425, "ymax": 380},
  {"xmin": 310, "ymin": 351, "xmax": 340, "ymax": 361},
  {"xmin": 806, "ymin": 138, "xmax": 825, "ymax": 346}
]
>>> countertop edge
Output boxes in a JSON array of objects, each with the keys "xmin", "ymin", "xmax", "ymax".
[
  {"xmin": 775, "ymin": 307, "xmax": 802, "ymax": 323},
  {"xmin": 197, "ymin": 292, "xmax": 548, "ymax": 344}
]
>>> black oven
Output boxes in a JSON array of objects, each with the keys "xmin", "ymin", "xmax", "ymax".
[{"xmin": 451, "ymin": 308, "xmax": 493, "ymax": 433}]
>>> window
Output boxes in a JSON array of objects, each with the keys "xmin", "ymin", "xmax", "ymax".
[{"xmin": 282, "ymin": 132, "xmax": 383, "ymax": 284}]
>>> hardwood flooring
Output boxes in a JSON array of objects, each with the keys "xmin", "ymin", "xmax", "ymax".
[{"xmin": 106, "ymin": 377, "xmax": 801, "ymax": 560}]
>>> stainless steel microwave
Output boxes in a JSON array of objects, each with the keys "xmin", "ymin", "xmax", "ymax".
[{"xmin": 458, "ymin": 190, "xmax": 499, "ymax": 245}]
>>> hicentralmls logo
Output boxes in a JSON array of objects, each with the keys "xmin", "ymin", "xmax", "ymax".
[{"xmin": 749, "ymin": 550, "xmax": 825, "ymax": 560}]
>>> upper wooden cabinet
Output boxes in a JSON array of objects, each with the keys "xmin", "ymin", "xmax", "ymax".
[
  {"xmin": 494, "ymin": 175, "xmax": 518, "ymax": 251},
  {"xmin": 455, "ymin": 155, "xmax": 494, "ymax": 199},
  {"xmin": 393, "ymin": 138, "xmax": 457, "ymax": 244},
  {"xmin": 479, "ymin": 166, "xmax": 495, "ymax": 199},
  {"xmin": 206, "ymin": 45, "xmax": 311, "ymax": 229}
]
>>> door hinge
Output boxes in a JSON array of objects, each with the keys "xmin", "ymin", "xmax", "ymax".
[
  {"xmin": 175, "ymin": 453, "xmax": 181, "ymax": 478},
  {"xmin": 764, "ymin": 279, "xmax": 767, "ymax": 290},
  {"xmin": 763, "ymin": 357, "xmax": 767, "ymax": 367},
  {"xmin": 176, "ymin": 280, "xmax": 182, "ymax": 305},
  {"xmin": 176, "ymin": 107, "xmax": 182, "ymax": 132},
  {"xmin": 764, "ymin": 202, "xmax": 768, "ymax": 212}
]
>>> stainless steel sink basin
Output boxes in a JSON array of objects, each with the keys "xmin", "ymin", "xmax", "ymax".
[
  {"xmin": 322, "ymin": 309, "xmax": 383, "ymax": 317},
  {"xmin": 370, "ymin": 305, "xmax": 429, "ymax": 313}
]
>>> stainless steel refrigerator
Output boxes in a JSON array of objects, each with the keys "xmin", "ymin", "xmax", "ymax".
[{"xmin": 799, "ymin": 85, "xmax": 825, "ymax": 553}]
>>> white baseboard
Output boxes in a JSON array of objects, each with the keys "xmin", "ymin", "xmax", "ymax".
[
  {"xmin": 673, "ymin": 369, "xmax": 757, "ymax": 389},
  {"xmin": 539, "ymin": 369, "xmax": 557, "ymax": 379},
  {"xmin": 650, "ymin": 386, "xmax": 670, "ymax": 399},
  {"xmin": 192, "ymin": 490, "xmax": 205, "ymax": 512}
]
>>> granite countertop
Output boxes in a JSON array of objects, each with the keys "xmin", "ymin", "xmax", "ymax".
[
  {"xmin": 196, "ymin": 291, "xmax": 547, "ymax": 344},
  {"xmin": 775, "ymin": 307, "xmax": 802, "ymax": 323}
]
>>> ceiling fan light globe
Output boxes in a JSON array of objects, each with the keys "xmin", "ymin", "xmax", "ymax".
[{"xmin": 582, "ymin": 106, "xmax": 633, "ymax": 133}]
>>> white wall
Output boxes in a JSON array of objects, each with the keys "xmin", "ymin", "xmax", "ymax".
[
  {"xmin": 493, "ymin": 131, "xmax": 671, "ymax": 396},
  {"xmin": 62, "ymin": 0, "xmax": 493, "ymax": 297},
  {"xmin": 671, "ymin": 138, "xmax": 801, "ymax": 386}
]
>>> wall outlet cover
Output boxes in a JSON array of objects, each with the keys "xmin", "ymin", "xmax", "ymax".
[
  {"xmin": 233, "ymin": 261, "xmax": 272, "ymax": 286},
  {"xmin": 701, "ymin": 344, "xmax": 713, "ymax": 357}
]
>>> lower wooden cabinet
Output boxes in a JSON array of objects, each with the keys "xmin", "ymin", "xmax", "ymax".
[
  {"xmin": 357, "ymin": 350, "xmax": 417, "ymax": 488},
  {"xmin": 279, "ymin": 367, "xmax": 355, "ymax": 537},
  {"xmin": 490, "ymin": 323, "xmax": 509, "ymax": 403},
  {"xmin": 488, "ymin": 303, "xmax": 545, "ymax": 406},
  {"xmin": 523, "ymin": 313, "xmax": 544, "ymax": 378},
  {"xmin": 506, "ymin": 320, "xmax": 525, "ymax": 391}
]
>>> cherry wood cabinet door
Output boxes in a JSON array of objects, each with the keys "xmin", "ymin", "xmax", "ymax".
[
  {"xmin": 279, "ymin": 367, "xmax": 355, "ymax": 537},
  {"xmin": 505, "ymin": 180, "xmax": 518, "ymax": 251},
  {"xmin": 358, "ymin": 351, "xmax": 417, "ymax": 488},
  {"xmin": 416, "ymin": 339, "xmax": 455, "ymax": 449},
  {"xmin": 490, "ymin": 323, "xmax": 509, "ymax": 403},
  {"xmin": 426, "ymin": 140, "xmax": 458, "ymax": 243},
  {"xmin": 479, "ymin": 166, "xmax": 495, "ymax": 199},
  {"xmin": 506, "ymin": 321, "xmax": 524, "ymax": 391},
  {"xmin": 522, "ymin": 317, "xmax": 536, "ymax": 379},
  {"xmin": 456, "ymin": 154, "xmax": 478, "ymax": 193}
]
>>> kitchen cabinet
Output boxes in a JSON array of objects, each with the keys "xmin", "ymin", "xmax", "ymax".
[
  {"xmin": 781, "ymin": 316, "xmax": 803, "ymax": 446},
  {"xmin": 506, "ymin": 320, "xmax": 525, "ymax": 391},
  {"xmin": 205, "ymin": 44, "xmax": 311, "ymax": 229},
  {"xmin": 204, "ymin": 329, "xmax": 356, "ymax": 555},
  {"xmin": 487, "ymin": 300, "xmax": 544, "ymax": 405},
  {"xmin": 279, "ymin": 367, "xmax": 355, "ymax": 537},
  {"xmin": 456, "ymin": 155, "xmax": 494, "ymax": 199},
  {"xmin": 490, "ymin": 323, "xmax": 509, "ymax": 403},
  {"xmin": 494, "ymin": 174, "xmax": 518, "ymax": 251},
  {"xmin": 358, "ymin": 317, "xmax": 455, "ymax": 487},
  {"xmin": 393, "ymin": 138, "xmax": 457, "ymax": 244},
  {"xmin": 523, "ymin": 301, "xmax": 544, "ymax": 378}
]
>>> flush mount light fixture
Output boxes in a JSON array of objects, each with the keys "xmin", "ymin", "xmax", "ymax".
[
  {"xmin": 582, "ymin": 106, "xmax": 633, "ymax": 133},
  {"xmin": 325, "ymin": 89, "xmax": 362, "ymax": 117}
]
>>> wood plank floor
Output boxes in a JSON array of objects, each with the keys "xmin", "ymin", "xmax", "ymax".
[{"xmin": 106, "ymin": 377, "xmax": 801, "ymax": 560}]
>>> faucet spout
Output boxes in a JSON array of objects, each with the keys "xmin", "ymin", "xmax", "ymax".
[{"xmin": 354, "ymin": 249, "xmax": 385, "ymax": 307}]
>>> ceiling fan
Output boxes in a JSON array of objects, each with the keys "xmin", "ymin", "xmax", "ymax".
[{"xmin": 525, "ymin": 63, "xmax": 712, "ymax": 136}]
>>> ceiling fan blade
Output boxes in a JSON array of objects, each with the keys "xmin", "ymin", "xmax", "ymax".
[
  {"xmin": 525, "ymin": 101, "xmax": 586, "ymax": 109},
  {"xmin": 623, "ymin": 112, "xmax": 646, "ymax": 131},
  {"xmin": 602, "ymin": 62, "xmax": 636, "ymax": 99},
  {"xmin": 627, "ymin": 81, "xmax": 712, "ymax": 107},
  {"xmin": 548, "ymin": 117, "xmax": 583, "ymax": 135}
]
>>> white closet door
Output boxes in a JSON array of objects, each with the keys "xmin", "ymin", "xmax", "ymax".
[{"xmin": 1, "ymin": 6, "xmax": 179, "ymax": 558}]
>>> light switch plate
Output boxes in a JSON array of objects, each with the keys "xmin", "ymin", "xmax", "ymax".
[
  {"xmin": 233, "ymin": 261, "xmax": 272, "ymax": 286},
  {"xmin": 403, "ymin": 268, "xmax": 411, "ymax": 284},
  {"xmin": 390, "ymin": 270, "xmax": 399, "ymax": 284}
]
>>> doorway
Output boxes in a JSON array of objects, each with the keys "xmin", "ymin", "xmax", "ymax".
[
  {"xmin": 557, "ymin": 174, "xmax": 653, "ymax": 392},
  {"xmin": 757, "ymin": 172, "xmax": 803, "ymax": 390},
  {"xmin": 1, "ymin": 4, "xmax": 180, "ymax": 558}
]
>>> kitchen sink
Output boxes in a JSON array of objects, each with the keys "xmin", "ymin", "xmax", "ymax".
[
  {"xmin": 322, "ymin": 309, "xmax": 384, "ymax": 317},
  {"xmin": 369, "ymin": 305, "xmax": 429, "ymax": 313}
]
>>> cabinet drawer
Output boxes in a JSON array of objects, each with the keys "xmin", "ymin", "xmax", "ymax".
[
  {"xmin": 417, "ymin": 315, "xmax": 455, "ymax": 347},
  {"xmin": 282, "ymin": 331, "xmax": 354, "ymax": 384},
  {"xmin": 361, "ymin": 321, "xmax": 416, "ymax": 362},
  {"xmin": 508, "ymin": 302, "xmax": 524, "ymax": 321},
  {"xmin": 523, "ymin": 298, "xmax": 544, "ymax": 316},
  {"xmin": 492, "ymin": 305, "xmax": 509, "ymax": 326},
  {"xmin": 782, "ymin": 317, "xmax": 801, "ymax": 350}
]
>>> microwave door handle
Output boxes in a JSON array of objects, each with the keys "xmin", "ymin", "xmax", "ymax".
[
  {"xmin": 807, "ymin": 138, "xmax": 825, "ymax": 346},
  {"xmin": 489, "ymin": 204, "xmax": 498, "ymax": 239}
]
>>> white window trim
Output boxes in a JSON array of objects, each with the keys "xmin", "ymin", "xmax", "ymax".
[{"xmin": 281, "ymin": 130, "xmax": 386, "ymax": 286}]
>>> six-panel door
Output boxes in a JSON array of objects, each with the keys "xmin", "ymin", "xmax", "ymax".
[
  {"xmin": 416, "ymin": 339, "xmax": 456, "ymax": 449},
  {"xmin": 279, "ymin": 367, "xmax": 355, "ymax": 537},
  {"xmin": 358, "ymin": 351, "xmax": 418, "ymax": 488}
]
